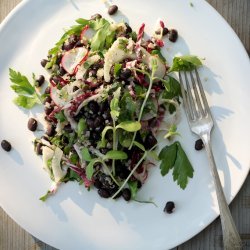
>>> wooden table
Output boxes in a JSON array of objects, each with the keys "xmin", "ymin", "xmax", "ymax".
[{"xmin": 0, "ymin": 1, "xmax": 249, "ymax": 249}]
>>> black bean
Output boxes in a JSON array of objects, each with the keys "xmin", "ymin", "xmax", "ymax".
[
  {"xmin": 122, "ymin": 188, "xmax": 131, "ymax": 201},
  {"xmin": 98, "ymin": 188, "xmax": 110, "ymax": 198},
  {"xmin": 41, "ymin": 59, "xmax": 48, "ymax": 68},
  {"xmin": 91, "ymin": 132, "xmax": 100, "ymax": 141},
  {"xmin": 163, "ymin": 27, "xmax": 169, "ymax": 36},
  {"xmin": 75, "ymin": 41, "xmax": 84, "ymax": 48},
  {"xmin": 94, "ymin": 179, "xmax": 103, "ymax": 189},
  {"xmin": 44, "ymin": 87, "xmax": 50, "ymax": 95},
  {"xmin": 95, "ymin": 126, "xmax": 104, "ymax": 133},
  {"xmin": 44, "ymin": 106, "xmax": 53, "ymax": 115},
  {"xmin": 56, "ymin": 54, "xmax": 63, "ymax": 65},
  {"xmin": 125, "ymin": 23, "xmax": 132, "ymax": 33},
  {"xmin": 1, "ymin": 140, "xmax": 12, "ymax": 152},
  {"xmin": 111, "ymin": 189, "xmax": 122, "ymax": 199},
  {"xmin": 88, "ymin": 101, "xmax": 99, "ymax": 113},
  {"xmin": 99, "ymin": 101, "xmax": 109, "ymax": 113},
  {"xmin": 86, "ymin": 118, "xmax": 94, "ymax": 128},
  {"xmin": 137, "ymin": 180, "xmax": 142, "ymax": 189},
  {"xmin": 120, "ymin": 69, "xmax": 132, "ymax": 80},
  {"xmin": 36, "ymin": 75, "xmax": 45, "ymax": 87},
  {"xmin": 195, "ymin": 139, "xmax": 204, "ymax": 151},
  {"xmin": 108, "ymin": 5, "xmax": 118, "ymax": 15},
  {"xmin": 144, "ymin": 133, "xmax": 157, "ymax": 149},
  {"xmin": 91, "ymin": 13, "xmax": 102, "ymax": 20},
  {"xmin": 46, "ymin": 124, "xmax": 56, "ymax": 137},
  {"xmin": 168, "ymin": 29, "xmax": 178, "ymax": 42},
  {"xmin": 99, "ymin": 174, "xmax": 116, "ymax": 189},
  {"xmin": 94, "ymin": 116, "xmax": 104, "ymax": 127},
  {"xmin": 164, "ymin": 201, "xmax": 175, "ymax": 214},
  {"xmin": 58, "ymin": 67, "xmax": 66, "ymax": 76},
  {"xmin": 43, "ymin": 96, "xmax": 52, "ymax": 104},
  {"xmin": 28, "ymin": 118, "xmax": 38, "ymax": 131},
  {"xmin": 41, "ymin": 136, "xmax": 49, "ymax": 141},
  {"xmin": 73, "ymin": 86, "xmax": 79, "ymax": 92},
  {"xmin": 62, "ymin": 42, "xmax": 75, "ymax": 51},
  {"xmin": 36, "ymin": 143, "xmax": 43, "ymax": 155},
  {"xmin": 68, "ymin": 34, "xmax": 78, "ymax": 44},
  {"xmin": 64, "ymin": 124, "xmax": 73, "ymax": 133}
]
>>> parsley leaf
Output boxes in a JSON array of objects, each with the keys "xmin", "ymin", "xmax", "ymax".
[
  {"xmin": 54, "ymin": 111, "xmax": 66, "ymax": 122},
  {"xmin": 89, "ymin": 18, "xmax": 115, "ymax": 52},
  {"xmin": 9, "ymin": 69, "xmax": 41, "ymax": 109},
  {"xmin": 169, "ymin": 55, "xmax": 202, "ymax": 72},
  {"xmin": 128, "ymin": 181, "xmax": 138, "ymax": 199},
  {"xmin": 159, "ymin": 141, "xmax": 194, "ymax": 189}
]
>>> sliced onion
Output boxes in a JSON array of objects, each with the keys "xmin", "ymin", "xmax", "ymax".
[{"xmin": 61, "ymin": 47, "xmax": 88, "ymax": 74}]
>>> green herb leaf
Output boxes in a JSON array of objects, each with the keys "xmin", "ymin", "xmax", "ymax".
[
  {"xmin": 54, "ymin": 111, "xmax": 66, "ymax": 122},
  {"xmin": 164, "ymin": 124, "xmax": 180, "ymax": 139},
  {"xmin": 9, "ymin": 68, "xmax": 35, "ymax": 95},
  {"xmin": 159, "ymin": 141, "xmax": 194, "ymax": 189},
  {"xmin": 169, "ymin": 55, "xmax": 202, "ymax": 72},
  {"xmin": 159, "ymin": 143, "xmax": 177, "ymax": 176},
  {"xmin": 116, "ymin": 121, "xmax": 141, "ymax": 132},
  {"xmin": 119, "ymin": 92, "xmax": 136, "ymax": 122},
  {"xmin": 13, "ymin": 95, "xmax": 38, "ymax": 109},
  {"xmin": 128, "ymin": 181, "xmax": 138, "ymax": 199},
  {"xmin": 89, "ymin": 18, "xmax": 115, "ymax": 52},
  {"xmin": 104, "ymin": 150, "xmax": 128, "ymax": 160},
  {"xmin": 77, "ymin": 118, "xmax": 87, "ymax": 137},
  {"xmin": 162, "ymin": 76, "xmax": 181, "ymax": 98},
  {"xmin": 114, "ymin": 63, "xmax": 122, "ymax": 77},
  {"xmin": 173, "ymin": 142, "xmax": 194, "ymax": 189},
  {"xmin": 151, "ymin": 49, "xmax": 166, "ymax": 63},
  {"xmin": 100, "ymin": 125, "xmax": 113, "ymax": 147},
  {"xmin": 9, "ymin": 69, "xmax": 41, "ymax": 109},
  {"xmin": 118, "ymin": 131, "xmax": 132, "ymax": 148},
  {"xmin": 39, "ymin": 190, "xmax": 52, "ymax": 202},
  {"xmin": 86, "ymin": 159, "xmax": 96, "ymax": 180},
  {"xmin": 81, "ymin": 148, "xmax": 92, "ymax": 162},
  {"xmin": 133, "ymin": 141, "xmax": 146, "ymax": 151},
  {"xmin": 70, "ymin": 153, "xmax": 79, "ymax": 165}
]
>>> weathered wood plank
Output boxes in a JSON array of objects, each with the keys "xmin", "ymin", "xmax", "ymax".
[{"xmin": 0, "ymin": 0, "xmax": 249, "ymax": 250}]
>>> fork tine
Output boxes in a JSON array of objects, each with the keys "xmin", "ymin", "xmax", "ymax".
[
  {"xmin": 189, "ymin": 70, "xmax": 205, "ymax": 117},
  {"xmin": 179, "ymin": 72, "xmax": 193, "ymax": 120},
  {"xmin": 194, "ymin": 68, "xmax": 211, "ymax": 117},
  {"xmin": 184, "ymin": 71, "xmax": 197, "ymax": 119}
]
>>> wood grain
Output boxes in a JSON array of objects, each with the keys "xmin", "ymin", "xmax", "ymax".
[{"xmin": 0, "ymin": 0, "xmax": 249, "ymax": 250}]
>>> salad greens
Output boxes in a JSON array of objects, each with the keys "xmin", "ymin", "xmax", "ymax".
[{"xmin": 9, "ymin": 16, "xmax": 202, "ymax": 202}]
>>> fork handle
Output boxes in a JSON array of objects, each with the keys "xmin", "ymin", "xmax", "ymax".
[{"xmin": 201, "ymin": 133, "xmax": 242, "ymax": 250}]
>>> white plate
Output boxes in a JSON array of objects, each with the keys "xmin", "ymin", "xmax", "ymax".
[{"xmin": 0, "ymin": 0, "xmax": 250, "ymax": 249}]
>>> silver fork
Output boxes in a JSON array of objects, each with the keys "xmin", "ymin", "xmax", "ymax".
[{"xmin": 179, "ymin": 68, "xmax": 242, "ymax": 250}]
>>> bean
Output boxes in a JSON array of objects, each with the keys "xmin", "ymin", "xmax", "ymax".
[
  {"xmin": 44, "ymin": 106, "xmax": 53, "ymax": 115},
  {"xmin": 164, "ymin": 201, "xmax": 175, "ymax": 214},
  {"xmin": 36, "ymin": 143, "xmax": 43, "ymax": 155},
  {"xmin": 94, "ymin": 179, "xmax": 103, "ymax": 189},
  {"xmin": 36, "ymin": 75, "xmax": 45, "ymax": 87},
  {"xmin": 98, "ymin": 188, "xmax": 110, "ymax": 198},
  {"xmin": 91, "ymin": 13, "xmax": 102, "ymax": 20},
  {"xmin": 73, "ymin": 86, "xmax": 79, "ymax": 92},
  {"xmin": 163, "ymin": 27, "xmax": 169, "ymax": 36},
  {"xmin": 46, "ymin": 124, "xmax": 56, "ymax": 137},
  {"xmin": 195, "ymin": 139, "xmax": 204, "ymax": 151},
  {"xmin": 125, "ymin": 23, "xmax": 132, "ymax": 33},
  {"xmin": 122, "ymin": 188, "xmax": 131, "ymax": 201},
  {"xmin": 64, "ymin": 124, "xmax": 73, "ymax": 133},
  {"xmin": 168, "ymin": 29, "xmax": 178, "ymax": 42},
  {"xmin": 1, "ymin": 140, "xmax": 12, "ymax": 152},
  {"xmin": 145, "ymin": 133, "xmax": 157, "ymax": 149},
  {"xmin": 41, "ymin": 59, "xmax": 48, "ymax": 68},
  {"xmin": 58, "ymin": 67, "xmax": 66, "ymax": 76},
  {"xmin": 43, "ymin": 96, "xmax": 52, "ymax": 104},
  {"xmin": 120, "ymin": 69, "xmax": 132, "ymax": 80},
  {"xmin": 94, "ymin": 116, "xmax": 104, "ymax": 127},
  {"xmin": 108, "ymin": 5, "xmax": 118, "ymax": 15},
  {"xmin": 28, "ymin": 118, "xmax": 38, "ymax": 131},
  {"xmin": 44, "ymin": 87, "xmax": 50, "ymax": 95},
  {"xmin": 88, "ymin": 101, "xmax": 99, "ymax": 113},
  {"xmin": 86, "ymin": 118, "xmax": 94, "ymax": 128}
]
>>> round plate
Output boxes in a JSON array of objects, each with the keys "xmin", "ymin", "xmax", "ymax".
[{"xmin": 0, "ymin": 0, "xmax": 249, "ymax": 249}]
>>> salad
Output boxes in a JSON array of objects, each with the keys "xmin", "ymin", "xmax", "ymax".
[{"xmin": 8, "ymin": 14, "xmax": 202, "ymax": 202}]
